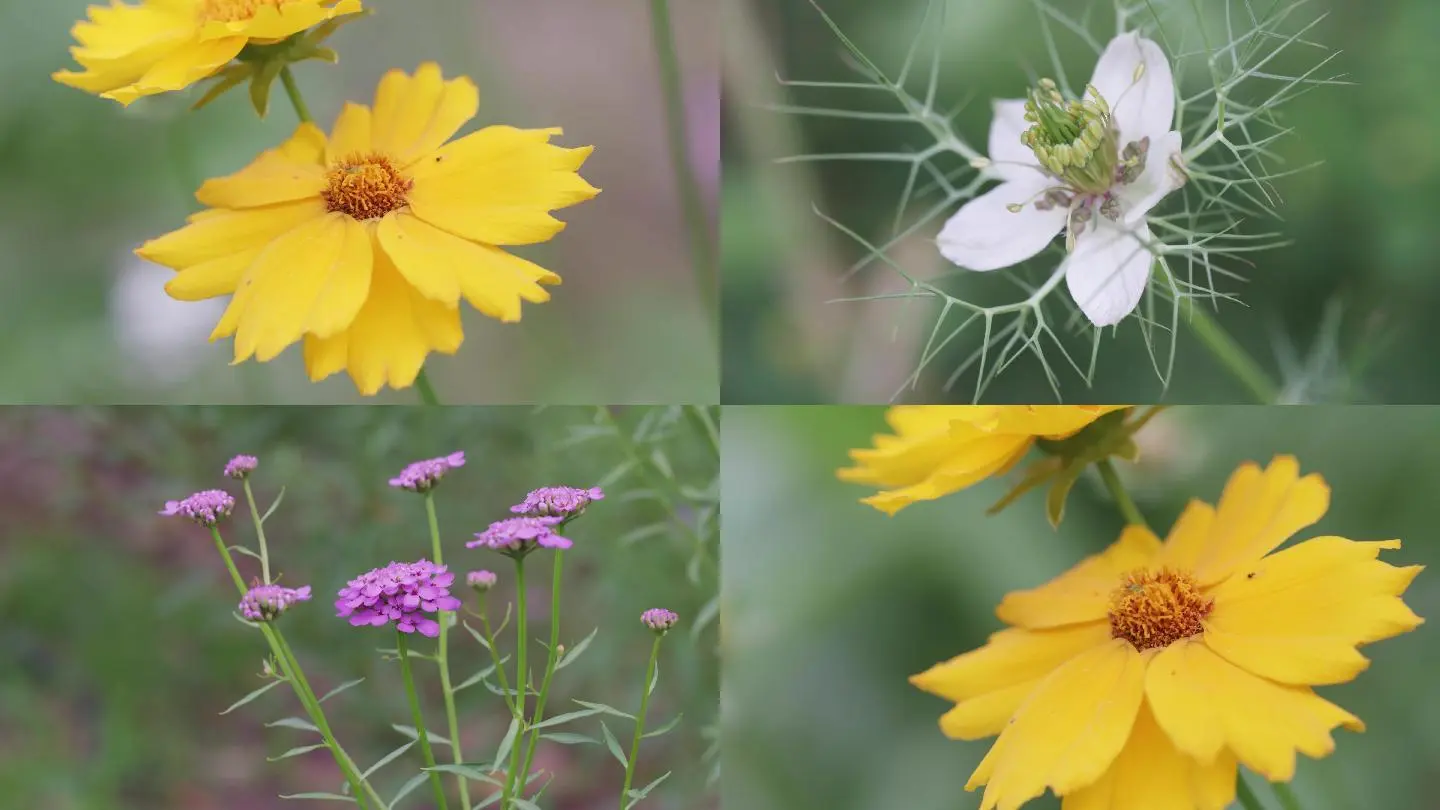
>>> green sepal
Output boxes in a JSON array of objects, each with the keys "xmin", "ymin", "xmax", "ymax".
[
  {"xmin": 249, "ymin": 56, "xmax": 285, "ymax": 119},
  {"xmin": 192, "ymin": 64, "xmax": 254, "ymax": 111}
]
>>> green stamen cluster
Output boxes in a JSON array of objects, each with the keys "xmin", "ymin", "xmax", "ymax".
[{"xmin": 1021, "ymin": 79, "xmax": 1119, "ymax": 195}]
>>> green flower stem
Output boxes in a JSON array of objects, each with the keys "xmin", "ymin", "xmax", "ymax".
[
  {"xmin": 516, "ymin": 550, "xmax": 566, "ymax": 795},
  {"xmin": 414, "ymin": 368, "xmax": 442, "ymax": 406},
  {"xmin": 1271, "ymin": 781, "xmax": 1304, "ymax": 810},
  {"xmin": 619, "ymin": 635, "xmax": 663, "ymax": 809},
  {"xmin": 424, "ymin": 494, "xmax": 470, "ymax": 810},
  {"xmin": 397, "ymin": 632, "xmax": 449, "ymax": 810},
  {"xmin": 646, "ymin": 0, "xmax": 717, "ymax": 339},
  {"xmin": 478, "ymin": 602, "xmax": 520, "ymax": 718},
  {"xmin": 241, "ymin": 479, "xmax": 272, "ymax": 583},
  {"xmin": 499, "ymin": 556, "xmax": 530, "ymax": 809},
  {"xmin": 1095, "ymin": 459, "xmax": 1149, "ymax": 531},
  {"xmin": 1181, "ymin": 295, "xmax": 1279, "ymax": 404},
  {"xmin": 208, "ymin": 526, "xmax": 379, "ymax": 808},
  {"xmin": 1236, "ymin": 773, "xmax": 1272, "ymax": 810}
]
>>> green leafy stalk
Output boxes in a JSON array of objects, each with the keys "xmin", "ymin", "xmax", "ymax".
[
  {"xmin": 1094, "ymin": 459, "xmax": 1149, "ymax": 531},
  {"xmin": 516, "ymin": 550, "xmax": 566, "ymax": 794},
  {"xmin": 210, "ymin": 526, "xmax": 248, "ymax": 593},
  {"xmin": 423, "ymin": 493, "xmax": 470, "ymax": 810},
  {"xmin": 397, "ymin": 632, "xmax": 448, "ymax": 810},
  {"xmin": 479, "ymin": 602, "xmax": 520, "ymax": 719},
  {"xmin": 1236, "ymin": 773, "xmax": 1272, "ymax": 810},
  {"xmin": 620, "ymin": 636, "xmax": 664, "ymax": 809},
  {"xmin": 414, "ymin": 368, "xmax": 442, "ymax": 406},
  {"xmin": 241, "ymin": 479, "xmax": 272, "ymax": 583},
  {"xmin": 646, "ymin": 0, "xmax": 717, "ymax": 338},
  {"xmin": 1181, "ymin": 294, "xmax": 1280, "ymax": 404},
  {"xmin": 1271, "ymin": 781, "xmax": 1305, "ymax": 810},
  {"xmin": 499, "ymin": 555, "xmax": 530, "ymax": 808}
]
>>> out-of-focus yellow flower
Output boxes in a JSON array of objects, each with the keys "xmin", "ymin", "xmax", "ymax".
[
  {"xmin": 136, "ymin": 63, "xmax": 599, "ymax": 395},
  {"xmin": 838, "ymin": 406, "xmax": 1129, "ymax": 516},
  {"xmin": 911, "ymin": 456, "xmax": 1423, "ymax": 810},
  {"xmin": 53, "ymin": 0, "xmax": 362, "ymax": 106}
]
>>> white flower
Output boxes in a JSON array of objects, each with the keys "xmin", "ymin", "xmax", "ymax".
[{"xmin": 937, "ymin": 32, "xmax": 1187, "ymax": 327}]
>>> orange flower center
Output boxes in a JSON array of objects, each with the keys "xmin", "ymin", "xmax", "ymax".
[
  {"xmin": 1107, "ymin": 568, "xmax": 1213, "ymax": 651},
  {"xmin": 321, "ymin": 153, "xmax": 412, "ymax": 221},
  {"xmin": 198, "ymin": 0, "xmax": 289, "ymax": 22}
]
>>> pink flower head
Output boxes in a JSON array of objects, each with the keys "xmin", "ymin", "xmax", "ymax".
[
  {"xmin": 160, "ymin": 489, "xmax": 235, "ymax": 527},
  {"xmin": 335, "ymin": 559, "xmax": 462, "ymax": 637},
  {"xmin": 467, "ymin": 516, "xmax": 573, "ymax": 558},
  {"xmin": 641, "ymin": 608, "xmax": 679, "ymax": 635},
  {"xmin": 389, "ymin": 451, "xmax": 466, "ymax": 493},
  {"xmin": 240, "ymin": 584, "xmax": 311, "ymax": 622},
  {"xmin": 467, "ymin": 570, "xmax": 498, "ymax": 592},
  {"xmin": 224, "ymin": 455, "xmax": 259, "ymax": 479},
  {"xmin": 510, "ymin": 486, "xmax": 605, "ymax": 519}
]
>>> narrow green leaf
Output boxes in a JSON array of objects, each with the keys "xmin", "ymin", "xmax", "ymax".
[
  {"xmin": 230, "ymin": 545, "xmax": 264, "ymax": 561},
  {"xmin": 219, "ymin": 678, "xmax": 283, "ymax": 715},
  {"xmin": 648, "ymin": 660, "xmax": 660, "ymax": 696},
  {"xmin": 512, "ymin": 798, "xmax": 543, "ymax": 810},
  {"xmin": 391, "ymin": 724, "xmax": 451, "ymax": 748},
  {"xmin": 353, "ymin": 740, "xmax": 414, "ymax": 785},
  {"xmin": 572, "ymin": 699, "xmax": 633, "ymax": 720},
  {"xmin": 461, "ymin": 620, "xmax": 491, "ymax": 652},
  {"xmin": 191, "ymin": 65, "xmax": 250, "ymax": 111},
  {"xmin": 491, "ymin": 717, "xmax": 520, "ymax": 770},
  {"xmin": 453, "ymin": 660, "xmax": 502, "ymax": 692},
  {"xmin": 318, "ymin": 678, "xmax": 364, "ymax": 704},
  {"xmin": 278, "ymin": 793, "xmax": 355, "ymax": 802},
  {"xmin": 555, "ymin": 627, "xmax": 599, "ymax": 670},
  {"xmin": 626, "ymin": 771, "xmax": 671, "ymax": 807},
  {"xmin": 641, "ymin": 713, "xmax": 683, "ymax": 739},
  {"xmin": 540, "ymin": 732, "xmax": 598, "ymax": 745},
  {"xmin": 617, "ymin": 524, "xmax": 670, "ymax": 546},
  {"xmin": 599, "ymin": 721, "xmax": 627, "ymax": 768},
  {"xmin": 423, "ymin": 764, "xmax": 503, "ymax": 786},
  {"xmin": 530, "ymin": 707, "xmax": 603, "ymax": 730},
  {"xmin": 260, "ymin": 485, "xmax": 287, "ymax": 523},
  {"xmin": 267, "ymin": 717, "xmax": 319, "ymax": 733},
  {"xmin": 248, "ymin": 58, "xmax": 283, "ymax": 118},
  {"xmin": 691, "ymin": 596, "xmax": 719, "ymax": 641},
  {"xmin": 267, "ymin": 743, "xmax": 330, "ymax": 762},
  {"xmin": 596, "ymin": 459, "xmax": 638, "ymax": 489},
  {"xmin": 388, "ymin": 773, "xmax": 430, "ymax": 806}
]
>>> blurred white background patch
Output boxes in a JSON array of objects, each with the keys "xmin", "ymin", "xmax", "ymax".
[{"xmin": 110, "ymin": 254, "xmax": 227, "ymax": 385}]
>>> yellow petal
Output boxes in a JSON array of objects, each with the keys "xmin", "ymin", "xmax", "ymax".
[
  {"xmin": 131, "ymin": 35, "xmax": 244, "ymax": 95},
  {"xmin": 996, "ymin": 525, "xmax": 1161, "ymax": 629},
  {"xmin": 1145, "ymin": 638, "xmax": 1363, "ymax": 781},
  {"xmin": 953, "ymin": 405, "xmax": 1131, "ymax": 439},
  {"xmin": 1061, "ymin": 703, "xmax": 1236, "ymax": 810},
  {"xmin": 200, "ymin": 0, "xmax": 362, "ymax": 41},
  {"xmin": 377, "ymin": 212, "xmax": 559, "ymax": 320},
  {"xmin": 1150, "ymin": 499, "xmax": 1216, "ymax": 571},
  {"xmin": 165, "ymin": 251, "xmax": 259, "ymax": 301},
  {"xmin": 327, "ymin": 102, "xmax": 374, "ymax": 161},
  {"xmin": 52, "ymin": 1, "xmax": 194, "ymax": 102},
  {"xmin": 970, "ymin": 639, "xmax": 1148, "ymax": 810},
  {"xmin": 1204, "ymin": 537, "xmax": 1423, "ymax": 685},
  {"xmin": 232, "ymin": 213, "xmax": 373, "ymax": 362},
  {"xmin": 369, "ymin": 63, "xmax": 479, "ymax": 164},
  {"xmin": 408, "ymin": 125, "xmax": 599, "ymax": 246},
  {"xmin": 196, "ymin": 125, "xmax": 329, "ymax": 209},
  {"xmin": 1190, "ymin": 456, "xmax": 1330, "ymax": 587},
  {"xmin": 138, "ymin": 199, "xmax": 324, "ymax": 269}
]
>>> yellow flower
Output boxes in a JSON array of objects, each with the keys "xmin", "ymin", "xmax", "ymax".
[
  {"xmin": 136, "ymin": 63, "xmax": 599, "ymax": 395},
  {"xmin": 838, "ymin": 406, "xmax": 1130, "ymax": 515},
  {"xmin": 53, "ymin": 0, "xmax": 362, "ymax": 106},
  {"xmin": 911, "ymin": 456, "xmax": 1423, "ymax": 810}
]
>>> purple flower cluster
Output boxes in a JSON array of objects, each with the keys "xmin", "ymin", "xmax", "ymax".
[
  {"xmin": 239, "ymin": 584, "xmax": 312, "ymax": 622},
  {"xmin": 224, "ymin": 455, "xmax": 259, "ymax": 479},
  {"xmin": 641, "ymin": 608, "xmax": 679, "ymax": 634},
  {"xmin": 388, "ymin": 451, "xmax": 466, "ymax": 492},
  {"xmin": 467, "ymin": 570, "xmax": 498, "ymax": 592},
  {"xmin": 467, "ymin": 516, "xmax": 573, "ymax": 556},
  {"xmin": 335, "ymin": 559, "xmax": 462, "ymax": 637},
  {"xmin": 160, "ymin": 489, "xmax": 236, "ymax": 527},
  {"xmin": 510, "ymin": 486, "xmax": 605, "ymax": 519}
]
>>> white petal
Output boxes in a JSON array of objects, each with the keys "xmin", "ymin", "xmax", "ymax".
[
  {"xmin": 1089, "ymin": 32, "xmax": 1175, "ymax": 145},
  {"xmin": 988, "ymin": 99, "xmax": 1044, "ymax": 182},
  {"xmin": 1064, "ymin": 219, "xmax": 1155, "ymax": 326},
  {"xmin": 937, "ymin": 176, "xmax": 1067, "ymax": 272},
  {"xmin": 1114, "ymin": 130, "xmax": 1184, "ymax": 224}
]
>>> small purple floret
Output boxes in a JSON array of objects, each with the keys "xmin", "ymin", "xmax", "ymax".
[
  {"xmin": 467, "ymin": 570, "xmax": 498, "ymax": 592},
  {"xmin": 160, "ymin": 489, "xmax": 235, "ymax": 527},
  {"xmin": 224, "ymin": 455, "xmax": 259, "ymax": 479},
  {"xmin": 467, "ymin": 516, "xmax": 573, "ymax": 556},
  {"xmin": 240, "ymin": 584, "xmax": 311, "ymax": 622},
  {"xmin": 641, "ymin": 608, "xmax": 679, "ymax": 634},
  {"xmin": 335, "ymin": 559, "xmax": 462, "ymax": 637},
  {"xmin": 510, "ymin": 486, "xmax": 605, "ymax": 519},
  {"xmin": 389, "ymin": 451, "xmax": 466, "ymax": 492}
]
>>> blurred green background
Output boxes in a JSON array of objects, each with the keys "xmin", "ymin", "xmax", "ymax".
[
  {"xmin": 722, "ymin": 406, "xmax": 1440, "ymax": 810},
  {"xmin": 0, "ymin": 405, "xmax": 719, "ymax": 809},
  {"xmin": 721, "ymin": 0, "xmax": 1440, "ymax": 403},
  {"xmin": 1, "ymin": 0, "xmax": 717, "ymax": 404}
]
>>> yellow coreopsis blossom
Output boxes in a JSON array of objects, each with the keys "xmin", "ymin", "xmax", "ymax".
[
  {"xmin": 911, "ymin": 456, "xmax": 1423, "ymax": 810},
  {"xmin": 53, "ymin": 0, "xmax": 362, "ymax": 105},
  {"xmin": 136, "ymin": 62, "xmax": 599, "ymax": 395},
  {"xmin": 838, "ymin": 406, "xmax": 1130, "ymax": 515}
]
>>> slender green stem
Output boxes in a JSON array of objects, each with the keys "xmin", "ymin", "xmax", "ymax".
[
  {"xmin": 397, "ymin": 632, "xmax": 449, "ymax": 810},
  {"xmin": 685, "ymin": 406, "xmax": 720, "ymax": 459},
  {"xmin": 414, "ymin": 368, "xmax": 442, "ymax": 406},
  {"xmin": 424, "ymin": 494, "xmax": 470, "ymax": 810},
  {"xmin": 278, "ymin": 66, "xmax": 312, "ymax": 123},
  {"xmin": 1182, "ymin": 296, "xmax": 1279, "ymax": 404},
  {"xmin": 619, "ymin": 636, "xmax": 663, "ymax": 809},
  {"xmin": 646, "ymin": 0, "xmax": 717, "ymax": 339},
  {"xmin": 479, "ymin": 603, "xmax": 520, "ymax": 718},
  {"xmin": 1095, "ymin": 459, "xmax": 1149, "ymax": 531},
  {"xmin": 241, "ymin": 479, "xmax": 271, "ymax": 583},
  {"xmin": 516, "ymin": 551, "xmax": 565, "ymax": 793},
  {"xmin": 499, "ymin": 556, "xmax": 529, "ymax": 809},
  {"xmin": 1271, "ymin": 781, "xmax": 1304, "ymax": 810},
  {"xmin": 210, "ymin": 527, "xmax": 248, "ymax": 593},
  {"xmin": 1236, "ymin": 773, "xmax": 1272, "ymax": 810}
]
